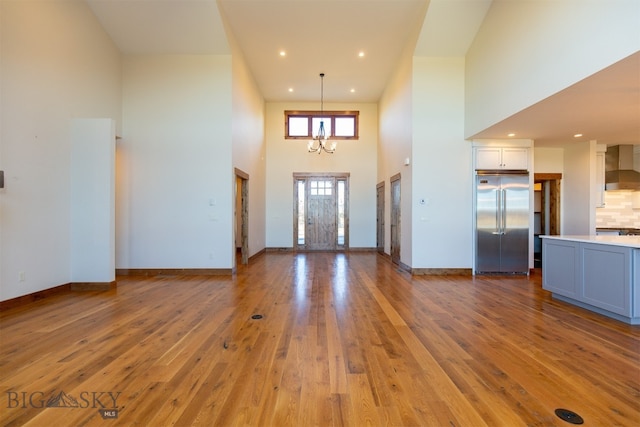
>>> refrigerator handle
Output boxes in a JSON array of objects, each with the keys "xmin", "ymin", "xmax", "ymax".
[
  {"xmin": 501, "ymin": 189, "xmax": 507, "ymax": 234},
  {"xmin": 493, "ymin": 190, "xmax": 501, "ymax": 234}
]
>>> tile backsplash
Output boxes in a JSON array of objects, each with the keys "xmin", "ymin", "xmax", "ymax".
[{"xmin": 596, "ymin": 191, "xmax": 640, "ymax": 228}]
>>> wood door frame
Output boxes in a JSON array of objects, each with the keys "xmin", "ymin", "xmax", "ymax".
[
  {"xmin": 376, "ymin": 181, "xmax": 385, "ymax": 254},
  {"xmin": 534, "ymin": 173, "xmax": 561, "ymax": 236},
  {"xmin": 235, "ymin": 168, "xmax": 249, "ymax": 265},
  {"xmin": 293, "ymin": 172, "xmax": 350, "ymax": 251},
  {"xmin": 390, "ymin": 173, "xmax": 401, "ymax": 265}
]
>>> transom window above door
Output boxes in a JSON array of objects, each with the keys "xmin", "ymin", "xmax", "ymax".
[{"xmin": 284, "ymin": 111, "xmax": 359, "ymax": 139}]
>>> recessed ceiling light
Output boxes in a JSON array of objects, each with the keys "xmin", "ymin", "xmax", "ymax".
[
  {"xmin": 288, "ymin": 88, "xmax": 293, "ymax": 93},
  {"xmin": 350, "ymin": 88, "xmax": 355, "ymax": 93},
  {"xmin": 358, "ymin": 51, "xmax": 365, "ymax": 58},
  {"xmin": 574, "ymin": 133, "xmax": 583, "ymax": 138},
  {"xmin": 507, "ymin": 133, "xmax": 516, "ymax": 137},
  {"xmin": 279, "ymin": 50, "xmax": 286, "ymax": 57}
]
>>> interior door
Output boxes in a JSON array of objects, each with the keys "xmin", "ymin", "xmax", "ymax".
[
  {"xmin": 376, "ymin": 182, "xmax": 385, "ymax": 254},
  {"xmin": 234, "ymin": 170, "xmax": 249, "ymax": 265},
  {"xmin": 390, "ymin": 175, "xmax": 401, "ymax": 264}
]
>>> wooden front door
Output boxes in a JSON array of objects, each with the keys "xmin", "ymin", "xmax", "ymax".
[
  {"xmin": 390, "ymin": 174, "xmax": 401, "ymax": 264},
  {"xmin": 294, "ymin": 173, "xmax": 349, "ymax": 251},
  {"xmin": 306, "ymin": 178, "xmax": 337, "ymax": 250},
  {"xmin": 376, "ymin": 182, "xmax": 385, "ymax": 254}
]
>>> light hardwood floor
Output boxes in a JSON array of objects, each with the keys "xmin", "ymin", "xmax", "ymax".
[{"xmin": 1, "ymin": 252, "xmax": 638, "ymax": 426}]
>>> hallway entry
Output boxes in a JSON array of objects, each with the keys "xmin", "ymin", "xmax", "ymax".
[
  {"xmin": 533, "ymin": 173, "xmax": 562, "ymax": 267},
  {"xmin": 294, "ymin": 173, "xmax": 349, "ymax": 251},
  {"xmin": 390, "ymin": 173, "xmax": 401, "ymax": 264},
  {"xmin": 235, "ymin": 168, "xmax": 249, "ymax": 266}
]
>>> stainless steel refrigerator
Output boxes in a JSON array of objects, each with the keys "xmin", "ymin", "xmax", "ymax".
[{"xmin": 476, "ymin": 171, "xmax": 529, "ymax": 273}]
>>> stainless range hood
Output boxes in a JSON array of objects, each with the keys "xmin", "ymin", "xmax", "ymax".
[{"xmin": 605, "ymin": 145, "xmax": 640, "ymax": 191}]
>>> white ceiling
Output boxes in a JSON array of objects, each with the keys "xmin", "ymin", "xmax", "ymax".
[
  {"xmin": 218, "ymin": 0, "xmax": 429, "ymax": 103},
  {"xmin": 471, "ymin": 51, "xmax": 640, "ymax": 147},
  {"xmin": 86, "ymin": 0, "xmax": 490, "ymax": 102},
  {"xmin": 86, "ymin": 0, "xmax": 639, "ymax": 147},
  {"xmin": 86, "ymin": 0, "xmax": 229, "ymax": 55}
]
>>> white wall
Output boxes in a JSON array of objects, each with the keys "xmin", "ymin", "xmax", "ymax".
[
  {"xmin": 465, "ymin": 0, "xmax": 640, "ymax": 138},
  {"xmin": 412, "ymin": 57, "xmax": 473, "ymax": 269},
  {"xmin": 119, "ymin": 55, "xmax": 234, "ymax": 269},
  {"xmin": 265, "ymin": 102, "xmax": 377, "ymax": 249},
  {"xmin": 563, "ymin": 141, "xmax": 598, "ymax": 235},
  {"xmin": 230, "ymin": 36, "xmax": 267, "ymax": 258},
  {"xmin": 534, "ymin": 147, "xmax": 564, "ymax": 174},
  {"xmin": 534, "ymin": 146, "xmax": 565, "ymax": 239},
  {"xmin": 379, "ymin": 47, "xmax": 414, "ymax": 264},
  {"xmin": 71, "ymin": 119, "xmax": 116, "ymax": 283},
  {"xmin": 0, "ymin": 1, "xmax": 121, "ymax": 301}
]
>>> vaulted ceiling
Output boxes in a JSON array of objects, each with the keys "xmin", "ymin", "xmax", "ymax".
[{"xmin": 86, "ymin": 0, "xmax": 639, "ymax": 147}]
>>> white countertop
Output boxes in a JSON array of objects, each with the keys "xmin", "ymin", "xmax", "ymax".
[{"xmin": 540, "ymin": 235, "xmax": 640, "ymax": 248}]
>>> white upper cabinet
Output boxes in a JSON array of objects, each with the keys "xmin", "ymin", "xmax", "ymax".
[{"xmin": 475, "ymin": 147, "xmax": 529, "ymax": 170}]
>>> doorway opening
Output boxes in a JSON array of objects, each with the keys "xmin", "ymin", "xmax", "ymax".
[
  {"xmin": 293, "ymin": 173, "xmax": 349, "ymax": 251},
  {"xmin": 235, "ymin": 168, "xmax": 249, "ymax": 266},
  {"xmin": 390, "ymin": 173, "xmax": 401, "ymax": 265},
  {"xmin": 534, "ymin": 173, "xmax": 562, "ymax": 267}
]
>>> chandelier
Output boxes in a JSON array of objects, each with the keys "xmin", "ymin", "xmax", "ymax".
[{"xmin": 307, "ymin": 73, "xmax": 336, "ymax": 154}]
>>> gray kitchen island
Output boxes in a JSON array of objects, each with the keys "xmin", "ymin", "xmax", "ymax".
[{"xmin": 541, "ymin": 235, "xmax": 640, "ymax": 325}]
